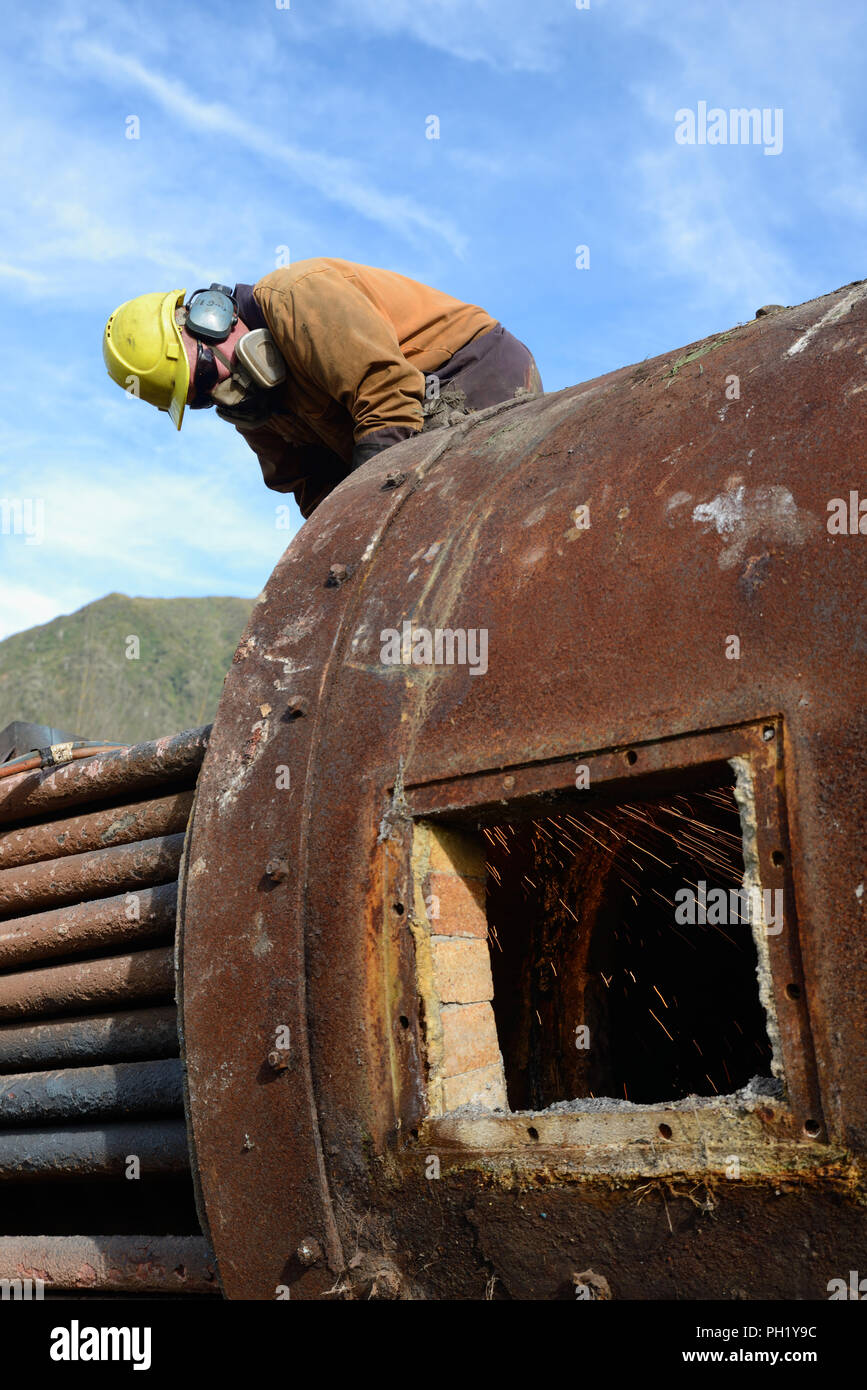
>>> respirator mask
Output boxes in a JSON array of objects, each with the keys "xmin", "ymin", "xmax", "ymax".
[{"xmin": 182, "ymin": 284, "xmax": 286, "ymax": 419}]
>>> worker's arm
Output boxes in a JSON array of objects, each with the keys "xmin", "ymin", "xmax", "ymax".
[
  {"xmin": 232, "ymin": 421, "xmax": 349, "ymax": 520},
  {"xmin": 256, "ymin": 268, "xmax": 426, "ymax": 470}
]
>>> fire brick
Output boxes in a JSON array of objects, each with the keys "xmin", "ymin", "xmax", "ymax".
[
  {"xmin": 427, "ymin": 826, "xmax": 487, "ymax": 879},
  {"xmin": 431, "ymin": 937, "xmax": 494, "ymax": 1004},
  {"xmin": 441, "ymin": 1062, "xmax": 507, "ymax": 1112},
  {"xmin": 424, "ymin": 873, "xmax": 487, "ymax": 937},
  {"xmin": 440, "ymin": 1001, "xmax": 502, "ymax": 1077}
]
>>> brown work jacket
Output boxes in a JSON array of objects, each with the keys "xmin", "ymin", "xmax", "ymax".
[{"xmin": 235, "ymin": 258, "xmax": 496, "ymax": 515}]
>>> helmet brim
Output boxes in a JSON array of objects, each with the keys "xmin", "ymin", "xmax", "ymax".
[{"xmin": 164, "ymin": 290, "xmax": 190, "ymax": 430}]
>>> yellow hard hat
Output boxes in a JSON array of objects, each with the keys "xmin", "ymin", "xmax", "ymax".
[{"xmin": 103, "ymin": 289, "xmax": 189, "ymax": 429}]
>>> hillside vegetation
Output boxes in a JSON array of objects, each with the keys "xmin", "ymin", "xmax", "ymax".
[{"xmin": 0, "ymin": 593, "xmax": 255, "ymax": 746}]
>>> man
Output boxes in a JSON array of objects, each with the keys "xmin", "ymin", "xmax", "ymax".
[{"xmin": 103, "ymin": 258, "xmax": 542, "ymax": 518}]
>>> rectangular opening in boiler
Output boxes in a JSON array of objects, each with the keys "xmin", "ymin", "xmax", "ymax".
[{"xmin": 482, "ymin": 770, "xmax": 775, "ymax": 1110}]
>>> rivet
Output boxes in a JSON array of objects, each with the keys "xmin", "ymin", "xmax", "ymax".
[
  {"xmin": 284, "ymin": 697, "xmax": 308, "ymax": 719},
  {"xmin": 265, "ymin": 857, "xmax": 290, "ymax": 883},
  {"xmin": 295, "ymin": 1237, "xmax": 323, "ymax": 1267},
  {"xmin": 382, "ymin": 470, "xmax": 407, "ymax": 490},
  {"xmin": 503, "ymin": 775, "xmax": 515, "ymax": 790},
  {"xmin": 267, "ymin": 1049, "xmax": 290, "ymax": 1071},
  {"xmin": 326, "ymin": 563, "xmax": 350, "ymax": 587}
]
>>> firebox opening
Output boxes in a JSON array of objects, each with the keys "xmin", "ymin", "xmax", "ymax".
[{"xmin": 481, "ymin": 770, "xmax": 775, "ymax": 1110}]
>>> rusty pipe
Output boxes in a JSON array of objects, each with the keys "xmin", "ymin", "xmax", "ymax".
[
  {"xmin": 0, "ymin": 726, "xmax": 209, "ymax": 828},
  {"xmin": 0, "ymin": 1235, "xmax": 218, "ymax": 1293},
  {"xmin": 0, "ymin": 946, "xmax": 174, "ymax": 1022},
  {"xmin": 0, "ymin": 1058, "xmax": 183, "ymax": 1126},
  {"xmin": 0, "ymin": 833, "xmax": 185, "ymax": 920},
  {"xmin": 0, "ymin": 745, "xmax": 127, "ymax": 781},
  {"xmin": 0, "ymin": 1006, "xmax": 178, "ymax": 1073},
  {"xmin": 0, "ymin": 790, "xmax": 194, "ymax": 872},
  {"xmin": 0, "ymin": 882, "xmax": 177, "ymax": 971},
  {"xmin": 0, "ymin": 1119, "xmax": 190, "ymax": 1178}
]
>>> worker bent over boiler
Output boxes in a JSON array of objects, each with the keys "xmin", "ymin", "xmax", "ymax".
[{"xmin": 103, "ymin": 258, "xmax": 543, "ymax": 519}]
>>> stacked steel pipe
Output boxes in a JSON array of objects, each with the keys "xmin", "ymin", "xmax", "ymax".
[{"xmin": 0, "ymin": 727, "xmax": 217, "ymax": 1294}]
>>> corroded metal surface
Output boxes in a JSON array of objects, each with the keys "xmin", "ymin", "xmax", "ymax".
[
  {"xmin": 0, "ymin": 729, "xmax": 208, "ymax": 1296},
  {"xmin": 0, "ymin": 882, "xmax": 177, "ymax": 970},
  {"xmin": 0, "ymin": 832, "xmax": 184, "ymax": 917},
  {"xmin": 0, "ymin": 1120, "xmax": 189, "ymax": 1178},
  {"xmin": 0, "ymin": 790, "xmax": 193, "ymax": 871},
  {"xmin": 0, "ymin": 1058, "xmax": 183, "ymax": 1126},
  {"xmin": 0, "ymin": 726, "xmax": 209, "ymax": 826},
  {"xmin": 0, "ymin": 1006, "xmax": 178, "ymax": 1072},
  {"xmin": 180, "ymin": 282, "xmax": 867, "ymax": 1298},
  {"xmin": 0, "ymin": 1235, "xmax": 218, "ymax": 1293},
  {"xmin": 0, "ymin": 947, "xmax": 174, "ymax": 1021}
]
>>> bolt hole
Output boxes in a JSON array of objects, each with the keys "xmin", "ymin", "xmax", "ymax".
[
  {"xmin": 174, "ymin": 1265, "xmax": 186, "ymax": 1278},
  {"xmin": 625, "ymin": 749, "xmax": 638, "ymax": 765},
  {"xmin": 772, "ymin": 849, "xmax": 785, "ymax": 868},
  {"xmin": 410, "ymin": 1128, "xmax": 419, "ymax": 1141},
  {"xmin": 785, "ymin": 982, "xmax": 801, "ymax": 1001},
  {"xmin": 762, "ymin": 725, "xmax": 775, "ymax": 741},
  {"xmin": 804, "ymin": 1119, "xmax": 821, "ymax": 1137},
  {"xmin": 393, "ymin": 902, "xmax": 405, "ymax": 915},
  {"xmin": 658, "ymin": 1123, "xmax": 673, "ymax": 1140},
  {"xmin": 399, "ymin": 1015, "xmax": 410, "ymax": 1029},
  {"xmin": 527, "ymin": 1126, "xmax": 539, "ymax": 1141}
]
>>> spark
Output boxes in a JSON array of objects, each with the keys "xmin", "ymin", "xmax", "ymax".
[
  {"xmin": 649, "ymin": 1008, "xmax": 674, "ymax": 1041},
  {"xmin": 652, "ymin": 985, "xmax": 668, "ymax": 1008}
]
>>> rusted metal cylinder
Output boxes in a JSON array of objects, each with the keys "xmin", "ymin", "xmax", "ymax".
[
  {"xmin": 0, "ymin": 726, "xmax": 209, "ymax": 828},
  {"xmin": 0, "ymin": 790, "xmax": 194, "ymax": 872},
  {"xmin": 0, "ymin": 833, "xmax": 185, "ymax": 919},
  {"xmin": 0, "ymin": 1006, "xmax": 178, "ymax": 1073},
  {"xmin": 0, "ymin": 1119, "xmax": 190, "ymax": 1178},
  {"xmin": 0, "ymin": 1058, "xmax": 183, "ymax": 1126},
  {"xmin": 0, "ymin": 881, "xmax": 177, "ymax": 971},
  {"xmin": 0, "ymin": 947, "xmax": 174, "ymax": 1022},
  {"xmin": 0, "ymin": 1234, "xmax": 218, "ymax": 1293},
  {"xmin": 178, "ymin": 281, "xmax": 867, "ymax": 1300}
]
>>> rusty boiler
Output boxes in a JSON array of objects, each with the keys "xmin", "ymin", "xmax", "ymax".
[{"xmin": 1, "ymin": 281, "xmax": 866, "ymax": 1301}]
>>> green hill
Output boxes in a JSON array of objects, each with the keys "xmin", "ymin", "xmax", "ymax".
[{"xmin": 0, "ymin": 594, "xmax": 255, "ymax": 746}]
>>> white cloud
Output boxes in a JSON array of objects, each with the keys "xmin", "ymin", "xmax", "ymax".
[
  {"xmin": 325, "ymin": 0, "xmax": 594, "ymax": 72},
  {"xmin": 71, "ymin": 40, "xmax": 467, "ymax": 256},
  {"xmin": 0, "ymin": 263, "xmax": 46, "ymax": 286},
  {"xmin": 0, "ymin": 581, "xmax": 86, "ymax": 643},
  {"xmin": 628, "ymin": 148, "xmax": 801, "ymax": 311}
]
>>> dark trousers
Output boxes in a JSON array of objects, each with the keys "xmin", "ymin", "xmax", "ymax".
[{"xmin": 422, "ymin": 323, "xmax": 543, "ymax": 430}]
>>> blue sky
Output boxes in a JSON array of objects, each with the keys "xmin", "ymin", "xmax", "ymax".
[{"xmin": 0, "ymin": 0, "xmax": 864, "ymax": 640}]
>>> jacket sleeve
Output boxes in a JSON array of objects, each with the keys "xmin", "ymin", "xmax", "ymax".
[
  {"xmin": 233, "ymin": 422, "xmax": 349, "ymax": 520},
  {"xmin": 256, "ymin": 268, "xmax": 426, "ymax": 445}
]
